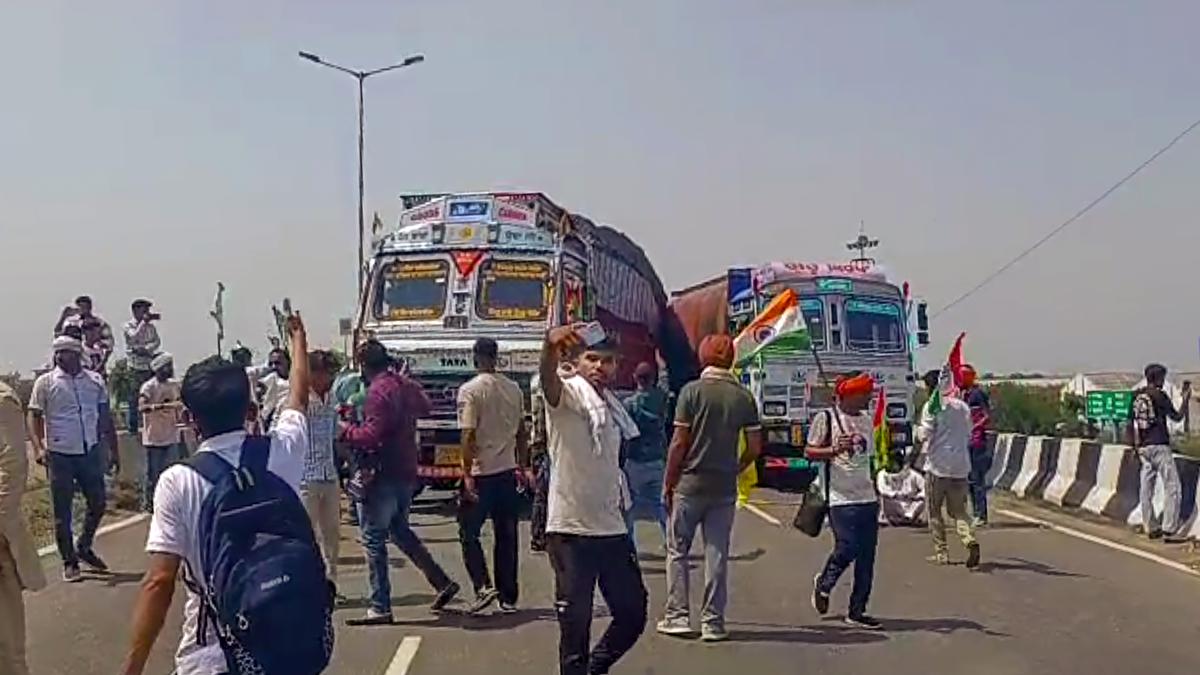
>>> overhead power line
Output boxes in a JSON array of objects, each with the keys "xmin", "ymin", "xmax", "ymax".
[{"xmin": 933, "ymin": 115, "xmax": 1200, "ymax": 319}]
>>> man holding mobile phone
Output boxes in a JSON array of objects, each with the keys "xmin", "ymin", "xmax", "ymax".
[{"xmin": 123, "ymin": 299, "xmax": 162, "ymax": 434}]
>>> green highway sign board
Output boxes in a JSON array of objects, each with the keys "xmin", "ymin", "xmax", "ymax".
[{"xmin": 1086, "ymin": 390, "xmax": 1133, "ymax": 421}]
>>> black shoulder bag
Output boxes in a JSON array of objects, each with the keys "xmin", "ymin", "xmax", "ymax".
[{"xmin": 793, "ymin": 409, "xmax": 841, "ymax": 537}]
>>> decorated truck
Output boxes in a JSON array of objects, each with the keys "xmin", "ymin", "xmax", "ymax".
[
  {"xmin": 356, "ymin": 192, "xmax": 686, "ymax": 487},
  {"xmin": 666, "ymin": 261, "xmax": 926, "ymax": 489}
]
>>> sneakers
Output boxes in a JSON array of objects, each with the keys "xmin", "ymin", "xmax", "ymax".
[
  {"xmin": 1148, "ymin": 529, "xmax": 1165, "ymax": 540},
  {"xmin": 811, "ymin": 574, "xmax": 829, "ymax": 616},
  {"xmin": 431, "ymin": 581, "xmax": 461, "ymax": 612},
  {"xmin": 700, "ymin": 625, "xmax": 729, "ymax": 642},
  {"xmin": 965, "ymin": 543, "xmax": 982, "ymax": 570},
  {"xmin": 77, "ymin": 549, "xmax": 109, "ymax": 572},
  {"xmin": 62, "ymin": 564, "xmax": 83, "ymax": 583},
  {"xmin": 467, "ymin": 587, "xmax": 500, "ymax": 615},
  {"xmin": 845, "ymin": 614, "xmax": 883, "ymax": 630},
  {"xmin": 346, "ymin": 609, "xmax": 394, "ymax": 626},
  {"xmin": 926, "ymin": 553, "xmax": 950, "ymax": 566},
  {"xmin": 656, "ymin": 618, "xmax": 695, "ymax": 637},
  {"xmin": 499, "ymin": 602, "xmax": 517, "ymax": 615},
  {"xmin": 1163, "ymin": 534, "xmax": 1191, "ymax": 545}
]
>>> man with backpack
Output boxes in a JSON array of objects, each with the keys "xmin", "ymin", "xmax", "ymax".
[
  {"xmin": 122, "ymin": 313, "xmax": 334, "ymax": 675},
  {"xmin": 1132, "ymin": 364, "xmax": 1191, "ymax": 544}
]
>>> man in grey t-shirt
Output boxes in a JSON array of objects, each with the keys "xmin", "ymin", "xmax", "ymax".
[{"xmin": 659, "ymin": 335, "xmax": 762, "ymax": 642}]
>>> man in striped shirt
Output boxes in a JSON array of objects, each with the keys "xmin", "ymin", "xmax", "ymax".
[{"xmin": 299, "ymin": 350, "xmax": 343, "ymax": 597}]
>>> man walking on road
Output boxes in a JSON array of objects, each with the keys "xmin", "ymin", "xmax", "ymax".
[
  {"xmin": 457, "ymin": 338, "xmax": 528, "ymax": 615},
  {"xmin": 121, "ymin": 314, "xmax": 314, "ymax": 675},
  {"xmin": 806, "ymin": 372, "xmax": 883, "ymax": 630},
  {"xmin": 303, "ymin": 350, "xmax": 344, "ymax": 597},
  {"xmin": 27, "ymin": 336, "xmax": 117, "ymax": 582},
  {"xmin": 959, "ymin": 365, "xmax": 992, "ymax": 526},
  {"xmin": 916, "ymin": 370, "xmax": 980, "ymax": 568},
  {"xmin": 1, "ymin": 380, "xmax": 47, "ymax": 675},
  {"xmin": 1132, "ymin": 364, "xmax": 1190, "ymax": 543},
  {"xmin": 658, "ymin": 336, "xmax": 762, "ymax": 642},
  {"xmin": 541, "ymin": 324, "xmax": 647, "ymax": 675},
  {"xmin": 138, "ymin": 353, "xmax": 183, "ymax": 512},
  {"xmin": 123, "ymin": 299, "xmax": 162, "ymax": 434},
  {"xmin": 341, "ymin": 339, "xmax": 460, "ymax": 625},
  {"xmin": 623, "ymin": 361, "xmax": 671, "ymax": 546}
]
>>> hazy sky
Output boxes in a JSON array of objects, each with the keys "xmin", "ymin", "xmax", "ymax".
[{"xmin": 3, "ymin": 1, "xmax": 1199, "ymax": 376}]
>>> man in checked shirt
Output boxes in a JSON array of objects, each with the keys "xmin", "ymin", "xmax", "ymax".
[{"xmin": 297, "ymin": 349, "xmax": 345, "ymax": 601}]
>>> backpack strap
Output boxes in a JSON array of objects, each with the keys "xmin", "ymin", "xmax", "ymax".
[
  {"xmin": 239, "ymin": 435, "xmax": 272, "ymax": 474},
  {"xmin": 186, "ymin": 451, "xmax": 235, "ymax": 486},
  {"xmin": 181, "ymin": 449, "xmax": 237, "ymax": 650}
]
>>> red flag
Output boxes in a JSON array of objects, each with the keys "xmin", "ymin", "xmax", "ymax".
[{"xmin": 948, "ymin": 332, "xmax": 966, "ymax": 388}]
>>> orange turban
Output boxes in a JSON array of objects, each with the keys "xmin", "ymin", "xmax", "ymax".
[
  {"xmin": 698, "ymin": 334, "xmax": 736, "ymax": 369},
  {"xmin": 835, "ymin": 372, "xmax": 874, "ymax": 398}
]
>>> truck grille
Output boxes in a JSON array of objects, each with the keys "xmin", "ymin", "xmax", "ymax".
[{"xmin": 415, "ymin": 374, "xmax": 470, "ymax": 420}]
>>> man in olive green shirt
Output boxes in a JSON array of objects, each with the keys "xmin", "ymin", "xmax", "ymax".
[{"xmin": 660, "ymin": 335, "xmax": 762, "ymax": 642}]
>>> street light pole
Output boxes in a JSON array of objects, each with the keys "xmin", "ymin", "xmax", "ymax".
[{"xmin": 298, "ymin": 51, "xmax": 425, "ymax": 302}]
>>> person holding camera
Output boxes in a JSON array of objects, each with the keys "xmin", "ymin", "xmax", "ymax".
[{"xmin": 123, "ymin": 299, "xmax": 162, "ymax": 434}]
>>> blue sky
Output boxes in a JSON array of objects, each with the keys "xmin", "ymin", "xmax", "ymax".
[{"xmin": 2, "ymin": 0, "xmax": 1199, "ymax": 375}]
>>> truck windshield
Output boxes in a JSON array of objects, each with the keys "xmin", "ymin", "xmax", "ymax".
[
  {"xmin": 477, "ymin": 259, "xmax": 551, "ymax": 321},
  {"xmin": 845, "ymin": 298, "xmax": 904, "ymax": 352},
  {"xmin": 374, "ymin": 259, "xmax": 449, "ymax": 320},
  {"xmin": 800, "ymin": 298, "xmax": 826, "ymax": 349}
]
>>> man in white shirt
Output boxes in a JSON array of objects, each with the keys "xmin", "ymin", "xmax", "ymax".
[
  {"xmin": 915, "ymin": 370, "xmax": 980, "ymax": 568},
  {"xmin": 26, "ymin": 336, "xmax": 117, "ymax": 582},
  {"xmin": 120, "ymin": 314, "xmax": 311, "ymax": 675},
  {"xmin": 258, "ymin": 347, "xmax": 291, "ymax": 430},
  {"xmin": 457, "ymin": 338, "xmax": 528, "ymax": 615},
  {"xmin": 138, "ymin": 352, "xmax": 183, "ymax": 512},
  {"xmin": 123, "ymin": 299, "xmax": 163, "ymax": 434},
  {"xmin": 540, "ymin": 325, "xmax": 647, "ymax": 675},
  {"xmin": 805, "ymin": 371, "xmax": 883, "ymax": 630}
]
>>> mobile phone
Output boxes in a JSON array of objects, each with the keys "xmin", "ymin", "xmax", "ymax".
[{"xmin": 576, "ymin": 321, "xmax": 607, "ymax": 347}]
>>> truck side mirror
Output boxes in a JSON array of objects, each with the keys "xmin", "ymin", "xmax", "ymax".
[
  {"xmin": 916, "ymin": 301, "xmax": 929, "ymax": 332},
  {"xmin": 917, "ymin": 332, "xmax": 930, "ymax": 346}
]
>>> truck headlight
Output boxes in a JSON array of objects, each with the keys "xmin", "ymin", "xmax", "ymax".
[
  {"xmin": 886, "ymin": 402, "xmax": 907, "ymax": 419},
  {"xmin": 763, "ymin": 401, "xmax": 787, "ymax": 417}
]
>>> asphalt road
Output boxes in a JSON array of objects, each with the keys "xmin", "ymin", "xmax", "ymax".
[{"xmin": 24, "ymin": 490, "xmax": 1200, "ymax": 675}]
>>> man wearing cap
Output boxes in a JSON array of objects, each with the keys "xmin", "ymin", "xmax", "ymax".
[
  {"xmin": 138, "ymin": 352, "xmax": 182, "ymax": 512},
  {"xmin": 540, "ymin": 324, "xmax": 647, "ymax": 675},
  {"xmin": 456, "ymin": 338, "xmax": 528, "ymax": 615},
  {"xmin": 123, "ymin": 299, "xmax": 162, "ymax": 434},
  {"xmin": 659, "ymin": 336, "xmax": 762, "ymax": 642},
  {"xmin": 622, "ymin": 361, "xmax": 671, "ymax": 548},
  {"xmin": 806, "ymin": 371, "xmax": 884, "ymax": 630},
  {"xmin": 27, "ymin": 336, "xmax": 117, "ymax": 582}
]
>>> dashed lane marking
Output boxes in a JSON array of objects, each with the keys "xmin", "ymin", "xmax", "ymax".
[
  {"xmin": 742, "ymin": 502, "xmax": 783, "ymax": 527},
  {"xmin": 385, "ymin": 636, "xmax": 422, "ymax": 675}
]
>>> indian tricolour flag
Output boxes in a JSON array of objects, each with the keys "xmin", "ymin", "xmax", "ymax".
[{"xmin": 734, "ymin": 288, "xmax": 811, "ymax": 367}]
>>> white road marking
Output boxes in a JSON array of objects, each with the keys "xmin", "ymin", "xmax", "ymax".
[
  {"xmin": 997, "ymin": 508, "xmax": 1198, "ymax": 578},
  {"xmin": 37, "ymin": 513, "xmax": 149, "ymax": 558},
  {"xmin": 385, "ymin": 636, "xmax": 422, "ymax": 675},
  {"xmin": 742, "ymin": 502, "xmax": 783, "ymax": 527}
]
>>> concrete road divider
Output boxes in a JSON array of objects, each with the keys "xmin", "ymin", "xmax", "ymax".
[{"xmin": 988, "ymin": 433, "xmax": 1200, "ymax": 541}]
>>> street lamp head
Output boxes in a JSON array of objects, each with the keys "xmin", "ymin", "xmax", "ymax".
[
  {"xmin": 298, "ymin": 51, "xmax": 322, "ymax": 63},
  {"xmin": 402, "ymin": 55, "xmax": 426, "ymax": 67}
]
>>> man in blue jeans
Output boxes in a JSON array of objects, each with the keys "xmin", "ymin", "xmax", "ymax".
[
  {"xmin": 623, "ymin": 362, "xmax": 671, "ymax": 548},
  {"xmin": 26, "ymin": 336, "xmax": 118, "ymax": 582},
  {"xmin": 806, "ymin": 372, "xmax": 883, "ymax": 630},
  {"xmin": 960, "ymin": 365, "xmax": 993, "ymax": 526},
  {"xmin": 340, "ymin": 340, "xmax": 460, "ymax": 625}
]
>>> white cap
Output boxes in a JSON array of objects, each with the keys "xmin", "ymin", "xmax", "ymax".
[{"xmin": 52, "ymin": 336, "xmax": 84, "ymax": 354}]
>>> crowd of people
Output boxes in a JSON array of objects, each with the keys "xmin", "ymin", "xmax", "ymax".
[{"xmin": 0, "ymin": 296, "xmax": 1194, "ymax": 675}]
